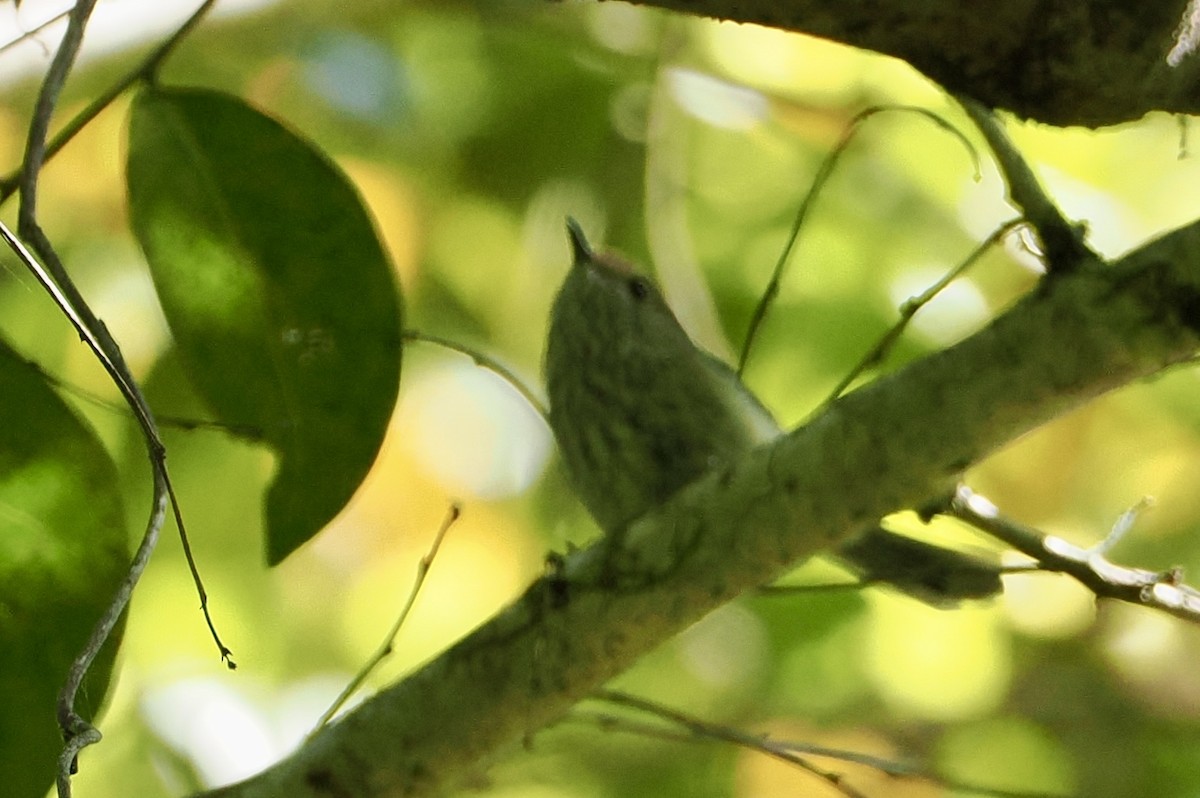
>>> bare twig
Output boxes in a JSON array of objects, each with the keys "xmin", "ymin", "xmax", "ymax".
[
  {"xmin": 310, "ymin": 504, "xmax": 462, "ymax": 736},
  {"xmin": 949, "ymin": 486, "xmax": 1200, "ymax": 624},
  {"xmin": 0, "ymin": 0, "xmax": 218, "ymax": 202},
  {"xmin": 0, "ymin": 6, "xmax": 72, "ymax": 58},
  {"xmin": 584, "ymin": 690, "xmax": 1065, "ymax": 798},
  {"xmin": 591, "ymin": 689, "xmax": 870, "ymax": 798},
  {"xmin": 737, "ymin": 104, "xmax": 980, "ymax": 375},
  {"xmin": 0, "ymin": 2, "xmax": 228, "ymax": 793},
  {"xmin": 403, "ymin": 329, "xmax": 548, "ymax": 421},
  {"xmin": 818, "ymin": 217, "xmax": 1026, "ymax": 408},
  {"xmin": 956, "ymin": 98, "xmax": 1093, "ymax": 274},
  {"xmin": 33, "ymin": 359, "xmax": 263, "ymax": 438},
  {"xmin": 0, "ymin": 220, "xmax": 174, "ymax": 795}
]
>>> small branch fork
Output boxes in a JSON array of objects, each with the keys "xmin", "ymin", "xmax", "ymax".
[
  {"xmin": 878, "ymin": 102, "xmax": 1200, "ymax": 619},
  {"xmin": 956, "ymin": 97, "xmax": 1094, "ymax": 274},
  {"xmin": 948, "ymin": 486, "xmax": 1200, "ymax": 623},
  {"xmin": 0, "ymin": 2, "xmax": 224, "ymax": 795},
  {"xmin": 0, "ymin": 0, "xmax": 217, "ymax": 201}
]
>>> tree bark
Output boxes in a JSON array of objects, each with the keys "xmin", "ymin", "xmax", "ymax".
[
  {"xmin": 629, "ymin": 0, "xmax": 1200, "ymax": 127},
  {"xmin": 198, "ymin": 216, "xmax": 1200, "ymax": 798}
]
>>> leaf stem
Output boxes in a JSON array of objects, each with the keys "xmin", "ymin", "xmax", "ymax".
[{"xmin": 309, "ymin": 504, "xmax": 461, "ymax": 737}]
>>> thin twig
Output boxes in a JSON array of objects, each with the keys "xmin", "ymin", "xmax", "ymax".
[
  {"xmin": 403, "ymin": 329, "xmax": 548, "ymax": 421},
  {"xmin": 949, "ymin": 486, "xmax": 1200, "ymax": 624},
  {"xmin": 582, "ymin": 707, "xmax": 916, "ymax": 772},
  {"xmin": 592, "ymin": 689, "xmax": 869, "ymax": 798},
  {"xmin": 594, "ymin": 690, "xmax": 917, "ymax": 774},
  {"xmin": 956, "ymin": 98, "xmax": 1093, "ymax": 274},
  {"xmin": 737, "ymin": 104, "xmax": 981, "ymax": 375},
  {"xmin": 0, "ymin": 6, "xmax": 72, "ymax": 58},
  {"xmin": 0, "ymin": 0, "xmax": 218, "ymax": 202},
  {"xmin": 756, "ymin": 565, "xmax": 1030, "ymax": 599},
  {"xmin": 0, "ymin": 222, "xmax": 181, "ymax": 796},
  {"xmin": 57, "ymin": 463, "xmax": 168, "ymax": 797},
  {"xmin": 37, "ymin": 361, "xmax": 264, "ymax": 437},
  {"xmin": 309, "ymin": 503, "xmax": 462, "ymax": 737},
  {"xmin": 0, "ymin": 2, "xmax": 227, "ymax": 793},
  {"xmin": 818, "ymin": 217, "xmax": 1025, "ymax": 409},
  {"xmin": 584, "ymin": 691, "xmax": 1066, "ymax": 798}
]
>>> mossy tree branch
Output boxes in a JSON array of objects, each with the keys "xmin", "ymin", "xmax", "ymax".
[
  {"xmin": 622, "ymin": 0, "xmax": 1200, "ymax": 127},
  {"xmin": 198, "ymin": 213, "xmax": 1200, "ymax": 796},
  {"xmin": 182, "ymin": 4, "xmax": 1200, "ymax": 795}
]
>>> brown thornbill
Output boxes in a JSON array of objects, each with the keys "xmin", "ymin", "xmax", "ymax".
[{"xmin": 544, "ymin": 219, "xmax": 1000, "ymax": 606}]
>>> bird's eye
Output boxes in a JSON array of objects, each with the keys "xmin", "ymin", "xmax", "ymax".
[{"xmin": 627, "ymin": 277, "xmax": 650, "ymax": 300}]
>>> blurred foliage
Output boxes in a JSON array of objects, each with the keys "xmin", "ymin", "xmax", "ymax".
[
  {"xmin": 0, "ymin": 337, "xmax": 127, "ymax": 798},
  {"xmin": 0, "ymin": 1, "xmax": 1199, "ymax": 797}
]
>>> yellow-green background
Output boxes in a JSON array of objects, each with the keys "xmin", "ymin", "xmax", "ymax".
[{"xmin": 2, "ymin": 1, "xmax": 1200, "ymax": 796}]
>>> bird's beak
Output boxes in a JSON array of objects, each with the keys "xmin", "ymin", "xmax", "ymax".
[{"xmin": 565, "ymin": 217, "xmax": 592, "ymax": 266}]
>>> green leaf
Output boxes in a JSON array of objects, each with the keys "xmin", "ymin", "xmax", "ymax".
[
  {"xmin": 0, "ymin": 338, "xmax": 127, "ymax": 798},
  {"xmin": 126, "ymin": 86, "xmax": 404, "ymax": 564}
]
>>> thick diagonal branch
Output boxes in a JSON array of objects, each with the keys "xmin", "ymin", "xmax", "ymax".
[
  {"xmin": 623, "ymin": 0, "xmax": 1199, "ymax": 127},
  {"xmin": 198, "ymin": 221, "xmax": 1200, "ymax": 798}
]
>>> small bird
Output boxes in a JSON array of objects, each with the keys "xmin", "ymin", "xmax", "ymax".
[
  {"xmin": 545, "ymin": 218, "xmax": 778, "ymax": 534},
  {"xmin": 544, "ymin": 219, "xmax": 1000, "ymax": 606}
]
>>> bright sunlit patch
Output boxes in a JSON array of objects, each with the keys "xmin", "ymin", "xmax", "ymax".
[
  {"xmin": 886, "ymin": 266, "xmax": 989, "ymax": 346},
  {"xmin": 273, "ymin": 674, "xmax": 356, "ymax": 747},
  {"xmin": 1035, "ymin": 164, "xmax": 1139, "ymax": 257},
  {"xmin": 66, "ymin": 266, "xmax": 170, "ymax": 379},
  {"xmin": 677, "ymin": 604, "xmax": 767, "ymax": 688},
  {"xmin": 1001, "ymin": 563, "xmax": 1096, "ymax": 639},
  {"xmin": 865, "ymin": 594, "xmax": 1010, "ymax": 721},
  {"xmin": 141, "ymin": 672, "xmax": 358, "ymax": 787},
  {"xmin": 142, "ymin": 677, "xmax": 279, "ymax": 787},
  {"xmin": 957, "ymin": 139, "xmax": 1142, "ymax": 263},
  {"xmin": 340, "ymin": 503, "xmax": 533, "ymax": 677},
  {"xmin": 1102, "ymin": 604, "xmax": 1200, "ymax": 716},
  {"xmin": 666, "ymin": 67, "xmax": 768, "ymax": 131},
  {"xmin": 401, "ymin": 362, "xmax": 551, "ymax": 499},
  {"xmin": 586, "ymin": 1, "xmax": 656, "ymax": 55},
  {"xmin": 1099, "ymin": 607, "xmax": 1176, "ymax": 681},
  {"xmin": 0, "ymin": 0, "xmax": 276, "ymax": 87},
  {"xmin": 702, "ymin": 22, "xmax": 860, "ymax": 99}
]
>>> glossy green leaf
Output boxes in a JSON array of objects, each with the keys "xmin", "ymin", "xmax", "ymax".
[
  {"xmin": 0, "ymin": 338, "xmax": 127, "ymax": 798},
  {"xmin": 126, "ymin": 86, "xmax": 403, "ymax": 564}
]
